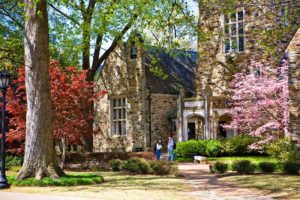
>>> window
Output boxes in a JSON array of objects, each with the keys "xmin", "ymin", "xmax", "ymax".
[
  {"xmin": 130, "ymin": 45, "xmax": 137, "ymax": 59},
  {"xmin": 223, "ymin": 11, "xmax": 245, "ymax": 53},
  {"xmin": 111, "ymin": 98, "xmax": 127, "ymax": 135}
]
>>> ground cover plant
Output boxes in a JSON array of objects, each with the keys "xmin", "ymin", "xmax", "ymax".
[{"xmin": 7, "ymin": 173, "xmax": 104, "ymax": 186}]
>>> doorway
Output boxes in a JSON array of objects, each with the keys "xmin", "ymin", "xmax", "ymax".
[{"xmin": 188, "ymin": 122, "xmax": 196, "ymax": 140}]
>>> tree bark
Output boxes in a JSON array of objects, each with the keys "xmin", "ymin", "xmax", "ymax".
[{"xmin": 18, "ymin": 0, "xmax": 64, "ymax": 180}]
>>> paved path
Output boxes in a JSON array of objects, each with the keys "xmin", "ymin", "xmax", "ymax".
[
  {"xmin": 0, "ymin": 192, "xmax": 89, "ymax": 200},
  {"xmin": 178, "ymin": 163, "xmax": 274, "ymax": 200}
]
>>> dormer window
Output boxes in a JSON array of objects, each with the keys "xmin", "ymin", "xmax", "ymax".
[
  {"xmin": 130, "ymin": 45, "xmax": 137, "ymax": 59},
  {"xmin": 223, "ymin": 11, "xmax": 245, "ymax": 53}
]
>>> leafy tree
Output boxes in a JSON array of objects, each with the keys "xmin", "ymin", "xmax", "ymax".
[
  {"xmin": 18, "ymin": 0, "xmax": 64, "ymax": 180},
  {"xmin": 226, "ymin": 61, "xmax": 289, "ymax": 137},
  {"xmin": 6, "ymin": 61, "xmax": 106, "ymax": 166},
  {"xmin": 48, "ymin": 0, "xmax": 196, "ymax": 150}
]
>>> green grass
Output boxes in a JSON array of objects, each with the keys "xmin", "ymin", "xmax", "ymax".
[
  {"xmin": 7, "ymin": 173, "xmax": 104, "ymax": 186},
  {"xmin": 175, "ymin": 157, "xmax": 193, "ymax": 162},
  {"xmin": 220, "ymin": 174, "xmax": 300, "ymax": 199},
  {"xmin": 7, "ymin": 171, "xmax": 196, "ymax": 200},
  {"xmin": 207, "ymin": 156, "xmax": 278, "ymax": 164}
]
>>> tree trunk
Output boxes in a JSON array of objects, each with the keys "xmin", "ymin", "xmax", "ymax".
[
  {"xmin": 61, "ymin": 137, "xmax": 66, "ymax": 169},
  {"xmin": 18, "ymin": 0, "xmax": 64, "ymax": 180}
]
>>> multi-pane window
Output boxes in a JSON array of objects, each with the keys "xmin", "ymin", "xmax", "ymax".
[
  {"xmin": 111, "ymin": 98, "xmax": 127, "ymax": 135},
  {"xmin": 224, "ymin": 11, "xmax": 245, "ymax": 53}
]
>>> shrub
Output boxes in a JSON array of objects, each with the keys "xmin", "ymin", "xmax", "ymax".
[
  {"xmin": 150, "ymin": 160, "xmax": 178, "ymax": 175},
  {"xmin": 5, "ymin": 156, "xmax": 23, "ymax": 170},
  {"xmin": 109, "ymin": 159, "xmax": 123, "ymax": 171},
  {"xmin": 174, "ymin": 140, "xmax": 223, "ymax": 158},
  {"xmin": 212, "ymin": 162, "xmax": 228, "ymax": 173},
  {"xmin": 224, "ymin": 135, "xmax": 260, "ymax": 156},
  {"xmin": 205, "ymin": 140, "xmax": 224, "ymax": 157},
  {"xmin": 123, "ymin": 158, "xmax": 151, "ymax": 174},
  {"xmin": 282, "ymin": 161, "xmax": 300, "ymax": 175},
  {"xmin": 266, "ymin": 138, "xmax": 300, "ymax": 163},
  {"xmin": 258, "ymin": 162, "xmax": 276, "ymax": 173},
  {"xmin": 232, "ymin": 160, "xmax": 256, "ymax": 174}
]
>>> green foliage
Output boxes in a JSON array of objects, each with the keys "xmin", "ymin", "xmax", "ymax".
[
  {"xmin": 282, "ymin": 162, "xmax": 300, "ymax": 175},
  {"xmin": 150, "ymin": 160, "xmax": 178, "ymax": 175},
  {"xmin": 7, "ymin": 174, "xmax": 104, "ymax": 186},
  {"xmin": 212, "ymin": 162, "xmax": 228, "ymax": 174},
  {"xmin": 232, "ymin": 160, "xmax": 256, "ymax": 174},
  {"xmin": 224, "ymin": 135, "xmax": 260, "ymax": 156},
  {"xmin": 109, "ymin": 159, "xmax": 124, "ymax": 171},
  {"xmin": 258, "ymin": 162, "xmax": 276, "ymax": 173},
  {"xmin": 5, "ymin": 156, "xmax": 23, "ymax": 170},
  {"xmin": 174, "ymin": 139, "xmax": 224, "ymax": 158},
  {"xmin": 266, "ymin": 138, "xmax": 299, "ymax": 163},
  {"xmin": 123, "ymin": 158, "xmax": 151, "ymax": 174}
]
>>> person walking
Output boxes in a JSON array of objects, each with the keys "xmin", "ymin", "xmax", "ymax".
[
  {"xmin": 155, "ymin": 139, "xmax": 163, "ymax": 160},
  {"xmin": 168, "ymin": 136, "xmax": 175, "ymax": 161}
]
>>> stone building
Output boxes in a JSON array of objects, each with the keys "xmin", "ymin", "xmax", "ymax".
[
  {"xmin": 93, "ymin": 39, "xmax": 197, "ymax": 152},
  {"xmin": 93, "ymin": 2, "xmax": 300, "ymax": 152},
  {"xmin": 177, "ymin": 2, "xmax": 300, "ymax": 142}
]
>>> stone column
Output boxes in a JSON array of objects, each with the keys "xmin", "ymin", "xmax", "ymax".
[{"xmin": 204, "ymin": 86, "xmax": 212, "ymax": 140}]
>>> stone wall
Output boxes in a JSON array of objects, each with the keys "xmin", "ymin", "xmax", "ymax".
[
  {"xmin": 93, "ymin": 43, "xmax": 148, "ymax": 152},
  {"xmin": 197, "ymin": 2, "xmax": 299, "ymax": 100},
  {"xmin": 286, "ymin": 28, "xmax": 300, "ymax": 137},
  {"xmin": 150, "ymin": 93, "xmax": 178, "ymax": 148},
  {"xmin": 194, "ymin": 2, "xmax": 299, "ymax": 138}
]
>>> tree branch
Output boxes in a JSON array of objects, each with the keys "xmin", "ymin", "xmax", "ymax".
[
  {"xmin": 88, "ymin": 13, "xmax": 138, "ymax": 80},
  {"xmin": 48, "ymin": 3, "xmax": 80, "ymax": 26}
]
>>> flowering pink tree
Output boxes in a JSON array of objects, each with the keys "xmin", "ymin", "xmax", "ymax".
[{"xmin": 226, "ymin": 61, "xmax": 289, "ymax": 138}]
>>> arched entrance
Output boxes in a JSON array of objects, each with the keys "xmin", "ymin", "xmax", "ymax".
[
  {"xmin": 218, "ymin": 114, "xmax": 233, "ymax": 138},
  {"xmin": 187, "ymin": 115, "xmax": 204, "ymax": 140}
]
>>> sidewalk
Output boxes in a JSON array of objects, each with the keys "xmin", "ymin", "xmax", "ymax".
[
  {"xmin": 177, "ymin": 163, "xmax": 274, "ymax": 200},
  {"xmin": 0, "ymin": 192, "xmax": 90, "ymax": 200}
]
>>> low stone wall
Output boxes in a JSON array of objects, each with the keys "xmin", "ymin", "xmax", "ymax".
[{"xmin": 58, "ymin": 151, "xmax": 155, "ymax": 170}]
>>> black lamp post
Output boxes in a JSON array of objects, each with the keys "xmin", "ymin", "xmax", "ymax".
[{"xmin": 0, "ymin": 70, "xmax": 10, "ymax": 189}]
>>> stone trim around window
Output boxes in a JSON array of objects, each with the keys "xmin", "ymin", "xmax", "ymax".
[
  {"xmin": 111, "ymin": 97, "xmax": 127, "ymax": 136},
  {"xmin": 222, "ymin": 10, "xmax": 245, "ymax": 54}
]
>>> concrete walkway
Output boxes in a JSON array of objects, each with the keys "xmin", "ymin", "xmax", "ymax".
[
  {"xmin": 0, "ymin": 192, "xmax": 89, "ymax": 200},
  {"xmin": 178, "ymin": 163, "xmax": 274, "ymax": 200}
]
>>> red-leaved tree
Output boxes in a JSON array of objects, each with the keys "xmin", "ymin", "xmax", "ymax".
[
  {"xmin": 5, "ymin": 60, "xmax": 106, "ymax": 158},
  {"xmin": 226, "ymin": 61, "xmax": 289, "ymax": 139}
]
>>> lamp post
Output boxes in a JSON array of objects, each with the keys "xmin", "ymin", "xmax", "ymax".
[{"xmin": 0, "ymin": 70, "xmax": 10, "ymax": 189}]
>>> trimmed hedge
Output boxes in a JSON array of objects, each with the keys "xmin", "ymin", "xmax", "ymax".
[
  {"xmin": 232, "ymin": 160, "xmax": 256, "ymax": 174},
  {"xmin": 174, "ymin": 139, "xmax": 223, "ymax": 158},
  {"xmin": 123, "ymin": 158, "xmax": 151, "ymax": 174},
  {"xmin": 109, "ymin": 159, "xmax": 123, "ymax": 171},
  {"xmin": 150, "ymin": 160, "xmax": 178, "ymax": 175},
  {"xmin": 224, "ymin": 135, "xmax": 260, "ymax": 156},
  {"xmin": 282, "ymin": 161, "xmax": 300, "ymax": 175},
  {"xmin": 258, "ymin": 162, "xmax": 276, "ymax": 173},
  {"xmin": 212, "ymin": 162, "xmax": 228, "ymax": 173},
  {"xmin": 174, "ymin": 135, "xmax": 261, "ymax": 159}
]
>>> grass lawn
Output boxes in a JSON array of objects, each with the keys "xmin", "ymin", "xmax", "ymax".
[
  {"xmin": 219, "ymin": 174, "xmax": 300, "ymax": 199},
  {"xmin": 5, "ymin": 170, "xmax": 196, "ymax": 200},
  {"xmin": 207, "ymin": 156, "xmax": 278, "ymax": 164}
]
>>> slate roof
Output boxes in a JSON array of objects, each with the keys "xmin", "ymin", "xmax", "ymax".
[{"xmin": 145, "ymin": 48, "xmax": 197, "ymax": 94}]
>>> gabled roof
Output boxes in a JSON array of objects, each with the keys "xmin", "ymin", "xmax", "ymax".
[{"xmin": 145, "ymin": 48, "xmax": 197, "ymax": 94}]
